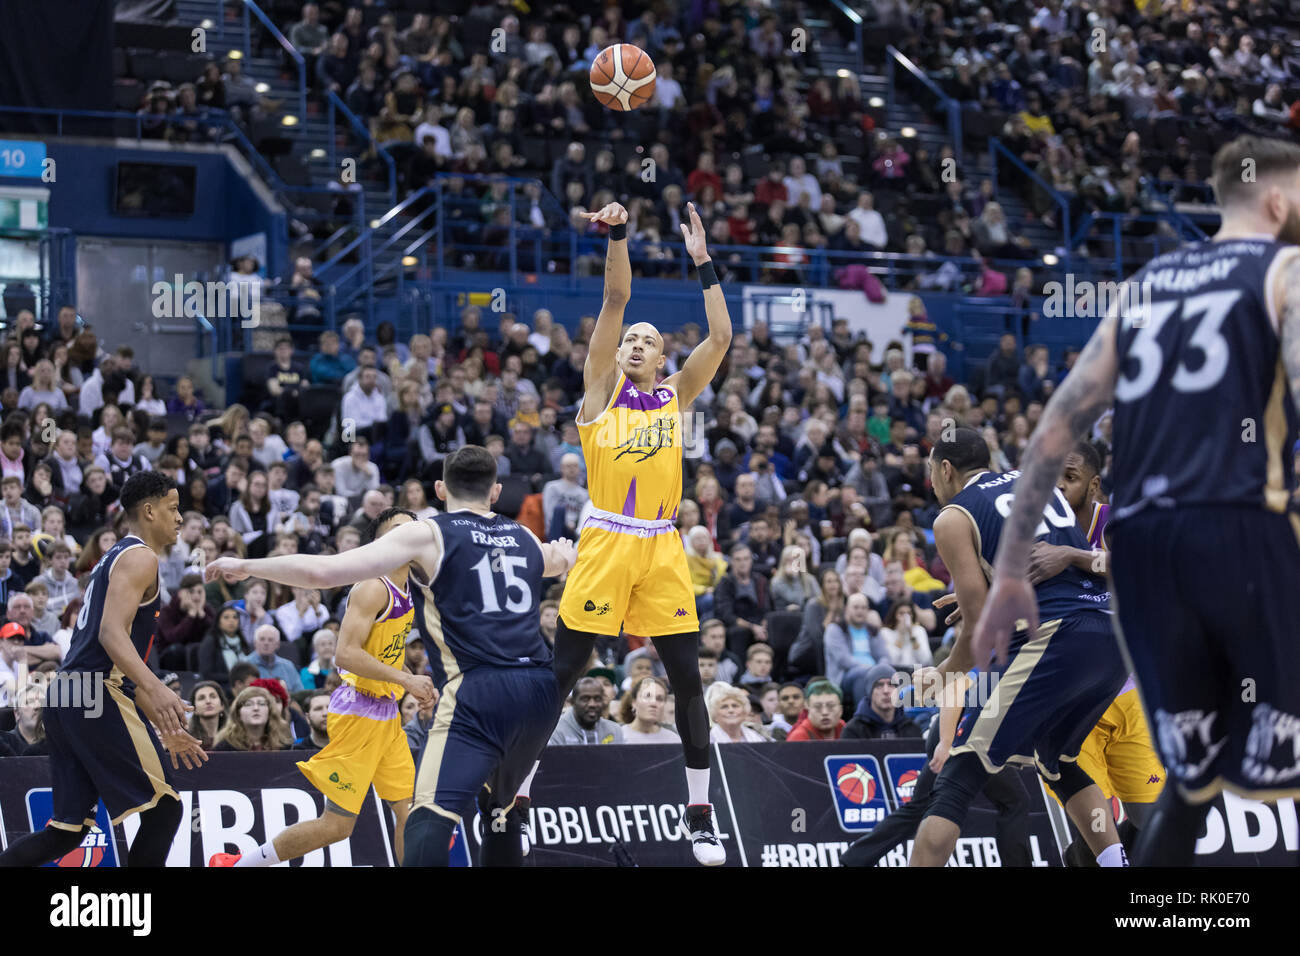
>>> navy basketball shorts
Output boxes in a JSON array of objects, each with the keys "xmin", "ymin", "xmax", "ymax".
[
  {"xmin": 42, "ymin": 674, "xmax": 178, "ymax": 830},
  {"xmin": 412, "ymin": 665, "xmax": 559, "ymax": 820},
  {"xmin": 950, "ymin": 610, "xmax": 1128, "ymax": 781},
  {"xmin": 1110, "ymin": 505, "xmax": 1300, "ymax": 804}
]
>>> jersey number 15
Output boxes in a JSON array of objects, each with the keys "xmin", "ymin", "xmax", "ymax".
[{"xmin": 472, "ymin": 552, "xmax": 532, "ymax": 614}]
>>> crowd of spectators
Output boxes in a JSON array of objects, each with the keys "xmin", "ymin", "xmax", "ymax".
[
  {"xmin": 903, "ymin": 0, "xmax": 1300, "ymax": 248},
  {"xmin": 13, "ymin": 0, "xmax": 1300, "ymax": 762},
  {"xmin": 0, "ymin": 275, "xmax": 1141, "ymax": 760}
]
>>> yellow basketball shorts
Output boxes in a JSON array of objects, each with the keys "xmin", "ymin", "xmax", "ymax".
[
  {"xmin": 1072, "ymin": 687, "xmax": 1166, "ymax": 805},
  {"xmin": 558, "ymin": 513, "xmax": 699, "ymax": 637},
  {"xmin": 297, "ymin": 685, "xmax": 415, "ymax": 815}
]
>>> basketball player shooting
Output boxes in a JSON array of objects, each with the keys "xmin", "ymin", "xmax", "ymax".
[{"xmin": 547, "ymin": 200, "xmax": 733, "ymax": 864}]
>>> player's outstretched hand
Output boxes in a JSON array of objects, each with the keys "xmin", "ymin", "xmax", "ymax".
[
  {"xmin": 552, "ymin": 537, "xmax": 578, "ymax": 571},
  {"xmin": 971, "ymin": 573, "xmax": 1038, "ymax": 667},
  {"xmin": 138, "ymin": 682, "xmax": 191, "ymax": 739},
  {"xmin": 932, "ymin": 592, "xmax": 962, "ymax": 627},
  {"xmin": 679, "ymin": 201, "xmax": 709, "ymax": 265},
  {"xmin": 162, "ymin": 729, "xmax": 209, "ymax": 771},
  {"xmin": 404, "ymin": 673, "xmax": 436, "ymax": 706},
  {"xmin": 1027, "ymin": 541, "xmax": 1071, "ymax": 585},
  {"xmin": 205, "ymin": 556, "xmax": 249, "ymax": 584},
  {"xmin": 583, "ymin": 202, "xmax": 627, "ymax": 226}
]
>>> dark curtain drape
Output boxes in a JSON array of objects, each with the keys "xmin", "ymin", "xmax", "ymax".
[{"xmin": 0, "ymin": 0, "xmax": 115, "ymax": 132}]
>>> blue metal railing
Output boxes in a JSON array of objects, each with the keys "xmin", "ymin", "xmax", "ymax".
[
  {"xmin": 193, "ymin": 311, "xmax": 219, "ymax": 381},
  {"xmin": 0, "ymin": 104, "xmax": 288, "ymax": 189},
  {"xmin": 326, "ymin": 90, "xmax": 397, "ymax": 204},
  {"xmin": 241, "ymin": 0, "xmax": 307, "ymax": 122},
  {"xmin": 989, "ymin": 137, "xmax": 1072, "ymax": 254},
  {"xmin": 828, "ymin": 0, "xmax": 864, "ymax": 76},
  {"xmin": 886, "ymin": 45, "xmax": 961, "ymax": 165},
  {"xmin": 1070, "ymin": 212, "xmax": 1186, "ymax": 277}
]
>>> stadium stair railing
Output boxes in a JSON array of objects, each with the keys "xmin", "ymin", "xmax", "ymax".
[
  {"xmin": 828, "ymin": 0, "xmax": 865, "ymax": 76},
  {"xmin": 886, "ymin": 46, "xmax": 962, "ymax": 167}
]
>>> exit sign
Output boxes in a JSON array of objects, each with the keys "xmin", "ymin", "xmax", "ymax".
[{"xmin": 0, "ymin": 141, "xmax": 46, "ymax": 179}]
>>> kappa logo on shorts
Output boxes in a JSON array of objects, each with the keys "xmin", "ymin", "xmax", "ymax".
[{"xmin": 674, "ymin": 608, "xmax": 687, "ymax": 617}]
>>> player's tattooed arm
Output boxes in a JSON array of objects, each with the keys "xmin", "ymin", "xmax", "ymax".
[
  {"xmin": 994, "ymin": 314, "xmax": 1119, "ymax": 578},
  {"xmin": 664, "ymin": 202, "xmax": 733, "ymax": 407},
  {"xmin": 207, "ymin": 519, "xmax": 438, "ymax": 590},
  {"xmin": 1276, "ymin": 254, "xmax": 1300, "ymax": 416}
]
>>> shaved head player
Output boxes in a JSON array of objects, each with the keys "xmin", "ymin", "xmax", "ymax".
[{"xmin": 532, "ymin": 199, "xmax": 733, "ymax": 864}]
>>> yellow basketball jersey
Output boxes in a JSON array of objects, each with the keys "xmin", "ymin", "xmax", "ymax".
[
  {"xmin": 578, "ymin": 372, "xmax": 683, "ymax": 522},
  {"xmin": 340, "ymin": 575, "xmax": 412, "ymax": 701}
]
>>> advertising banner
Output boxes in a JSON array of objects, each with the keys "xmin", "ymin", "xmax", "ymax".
[{"xmin": 3, "ymin": 744, "xmax": 1295, "ymax": 866}]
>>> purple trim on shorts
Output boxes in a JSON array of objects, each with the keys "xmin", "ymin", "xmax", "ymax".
[
  {"xmin": 622, "ymin": 478, "xmax": 637, "ymax": 517},
  {"xmin": 330, "ymin": 684, "xmax": 399, "ymax": 721},
  {"xmin": 584, "ymin": 514, "xmax": 678, "ymax": 538},
  {"xmin": 1118, "ymin": 674, "xmax": 1135, "ymax": 696},
  {"xmin": 612, "ymin": 380, "xmax": 674, "ymax": 413},
  {"xmin": 656, "ymin": 502, "xmax": 663, "ymax": 520}
]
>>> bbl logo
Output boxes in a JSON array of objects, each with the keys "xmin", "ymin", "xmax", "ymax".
[
  {"xmin": 884, "ymin": 754, "xmax": 928, "ymax": 807},
  {"xmin": 823, "ymin": 755, "xmax": 889, "ymax": 833},
  {"xmin": 25, "ymin": 790, "xmax": 119, "ymax": 867}
]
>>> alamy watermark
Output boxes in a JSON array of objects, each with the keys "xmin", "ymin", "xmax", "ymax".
[
  {"xmin": 151, "ymin": 275, "xmax": 261, "ymax": 328},
  {"xmin": 1042, "ymin": 275, "xmax": 1153, "ymax": 325}
]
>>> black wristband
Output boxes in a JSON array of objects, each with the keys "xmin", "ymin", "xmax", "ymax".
[
  {"xmin": 608, "ymin": 222, "xmax": 627, "ymax": 240},
  {"xmin": 697, "ymin": 259, "xmax": 718, "ymax": 290}
]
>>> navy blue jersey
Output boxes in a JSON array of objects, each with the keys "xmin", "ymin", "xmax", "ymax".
[
  {"xmin": 1111, "ymin": 238, "xmax": 1300, "ymax": 519},
  {"xmin": 60, "ymin": 536, "xmax": 162, "ymax": 692},
  {"xmin": 413, "ymin": 511, "xmax": 552, "ymax": 685},
  {"xmin": 945, "ymin": 470, "xmax": 1110, "ymax": 622}
]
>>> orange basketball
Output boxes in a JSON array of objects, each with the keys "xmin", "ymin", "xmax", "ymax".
[{"xmin": 589, "ymin": 43, "xmax": 657, "ymax": 111}]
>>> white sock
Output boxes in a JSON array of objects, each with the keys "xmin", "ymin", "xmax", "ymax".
[
  {"xmin": 516, "ymin": 761, "xmax": 539, "ymax": 800},
  {"xmin": 235, "ymin": 841, "xmax": 281, "ymax": 867},
  {"xmin": 1096, "ymin": 842, "xmax": 1128, "ymax": 867},
  {"xmin": 686, "ymin": 767, "xmax": 711, "ymax": 806}
]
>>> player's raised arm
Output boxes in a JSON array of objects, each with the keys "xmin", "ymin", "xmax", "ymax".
[
  {"xmin": 974, "ymin": 312, "xmax": 1120, "ymax": 664},
  {"xmin": 583, "ymin": 201, "xmax": 631, "ymax": 403},
  {"xmin": 206, "ymin": 518, "xmax": 439, "ymax": 590},
  {"xmin": 1274, "ymin": 253, "xmax": 1300, "ymax": 414},
  {"xmin": 101, "ymin": 548, "xmax": 189, "ymax": 737},
  {"xmin": 664, "ymin": 202, "xmax": 733, "ymax": 408}
]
